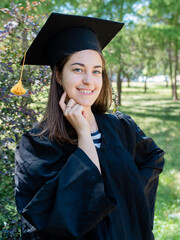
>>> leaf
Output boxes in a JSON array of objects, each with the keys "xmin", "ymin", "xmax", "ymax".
[{"xmin": 0, "ymin": 8, "xmax": 10, "ymax": 14}]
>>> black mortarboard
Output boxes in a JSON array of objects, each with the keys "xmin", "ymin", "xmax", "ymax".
[
  {"xmin": 22, "ymin": 12, "xmax": 124, "ymax": 68},
  {"xmin": 11, "ymin": 13, "xmax": 124, "ymax": 95}
]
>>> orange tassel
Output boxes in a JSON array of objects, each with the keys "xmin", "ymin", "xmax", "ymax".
[
  {"xmin": 11, "ymin": 51, "xmax": 27, "ymax": 95},
  {"xmin": 11, "ymin": 80, "xmax": 26, "ymax": 95}
]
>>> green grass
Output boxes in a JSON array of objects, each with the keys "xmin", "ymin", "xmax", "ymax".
[{"xmin": 115, "ymin": 81, "xmax": 180, "ymax": 239}]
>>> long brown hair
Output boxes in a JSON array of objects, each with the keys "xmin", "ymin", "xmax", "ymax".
[{"xmin": 37, "ymin": 52, "xmax": 112, "ymax": 145}]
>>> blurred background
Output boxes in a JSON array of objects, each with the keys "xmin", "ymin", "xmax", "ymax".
[{"xmin": 0, "ymin": 0, "xmax": 180, "ymax": 239}]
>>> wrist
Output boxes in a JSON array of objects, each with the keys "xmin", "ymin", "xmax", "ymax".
[{"xmin": 77, "ymin": 128, "xmax": 91, "ymax": 138}]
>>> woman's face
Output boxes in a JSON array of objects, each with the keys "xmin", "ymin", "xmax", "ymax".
[{"xmin": 58, "ymin": 50, "xmax": 103, "ymax": 108}]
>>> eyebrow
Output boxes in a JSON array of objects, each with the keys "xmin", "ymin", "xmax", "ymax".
[{"xmin": 70, "ymin": 63, "xmax": 102, "ymax": 68}]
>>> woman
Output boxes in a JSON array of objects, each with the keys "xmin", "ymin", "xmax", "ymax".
[{"xmin": 15, "ymin": 13, "xmax": 164, "ymax": 240}]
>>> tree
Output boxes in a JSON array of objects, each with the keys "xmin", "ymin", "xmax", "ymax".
[{"xmin": 140, "ymin": 0, "xmax": 180, "ymax": 100}]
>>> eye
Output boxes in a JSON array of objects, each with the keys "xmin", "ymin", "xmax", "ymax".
[
  {"xmin": 93, "ymin": 70, "xmax": 102, "ymax": 74},
  {"xmin": 73, "ymin": 68, "xmax": 83, "ymax": 73}
]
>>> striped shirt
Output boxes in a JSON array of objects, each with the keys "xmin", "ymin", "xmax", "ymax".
[{"xmin": 91, "ymin": 130, "xmax": 101, "ymax": 148}]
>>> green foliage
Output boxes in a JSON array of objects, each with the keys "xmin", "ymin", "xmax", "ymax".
[
  {"xmin": 137, "ymin": 0, "xmax": 180, "ymax": 99},
  {"xmin": 0, "ymin": 2, "xmax": 50, "ymax": 238}
]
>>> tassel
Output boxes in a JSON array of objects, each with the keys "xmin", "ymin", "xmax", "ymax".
[
  {"xmin": 11, "ymin": 51, "xmax": 27, "ymax": 95},
  {"xmin": 11, "ymin": 80, "xmax": 27, "ymax": 95}
]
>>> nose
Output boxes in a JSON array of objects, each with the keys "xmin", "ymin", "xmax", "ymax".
[{"xmin": 82, "ymin": 72, "xmax": 93, "ymax": 84}]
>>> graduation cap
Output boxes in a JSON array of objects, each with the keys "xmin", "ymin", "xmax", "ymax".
[{"xmin": 11, "ymin": 12, "xmax": 124, "ymax": 95}]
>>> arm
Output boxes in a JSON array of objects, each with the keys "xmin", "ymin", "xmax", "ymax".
[
  {"xmin": 59, "ymin": 91, "xmax": 101, "ymax": 173},
  {"xmin": 115, "ymin": 111, "xmax": 165, "ymax": 229},
  {"xmin": 78, "ymin": 130, "xmax": 101, "ymax": 173},
  {"xmin": 134, "ymin": 122, "xmax": 164, "ymax": 228}
]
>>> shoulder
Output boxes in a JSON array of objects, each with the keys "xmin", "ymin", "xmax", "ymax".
[
  {"xmin": 15, "ymin": 126, "xmax": 69, "ymax": 183},
  {"xmin": 20, "ymin": 124, "xmax": 47, "ymax": 148},
  {"xmin": 95, "ymin": 111, "xmax": 138, "ymax": 140},
  {"xmin": 113, "ymin": 111, "xmax": 136, "ymax": 126},
  {"xmin": 101, "ymin": 111, "xmax": 136, "ymax": 130},
  {"xmin": 18, "ymin": 124, "xmax": 66, "ymax": 159}
]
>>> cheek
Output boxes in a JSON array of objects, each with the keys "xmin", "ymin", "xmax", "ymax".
[
  {"xmin": 62, "ymin": 74, "xmax": 74, "ymax": 90},
  {"xmin": 62, "ymin": 79, "xmax": 76, "ymax": 98}
]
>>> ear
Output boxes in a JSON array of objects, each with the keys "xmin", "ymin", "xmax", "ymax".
[{"xmin": 56, "ymin": 70, "xmax": 62, "ymax": 85}]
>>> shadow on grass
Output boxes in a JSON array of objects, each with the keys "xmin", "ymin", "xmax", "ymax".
[{"xmin": 119, "ymin": 106, "xmax": 180, "ymax": 123}]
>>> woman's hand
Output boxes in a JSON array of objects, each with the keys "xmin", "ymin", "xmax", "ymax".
[{"xmin": 59, "ymin": 91, "xmax": 90, "ymax": 136}]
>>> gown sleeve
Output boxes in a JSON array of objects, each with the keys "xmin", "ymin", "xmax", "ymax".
[
  {"xmin": 115, "ymin": 111, "xmax": 165, "ymax": 229},
  {"xmin": 133, "ymin": 120, "xmax": 164, "ymax": 229},
  {"xmin": 14, "ymin": 130, "xmax": 117, "ymax": 238}
]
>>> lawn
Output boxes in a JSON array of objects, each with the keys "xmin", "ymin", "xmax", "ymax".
[{"xmin": 115, "ymin": 81, "xmax": 180, "ymax": 240}]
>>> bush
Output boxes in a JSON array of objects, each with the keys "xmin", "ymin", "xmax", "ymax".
[{"xmin": 0, "ymin": 2, "xmax": 50, "ymax": 238}]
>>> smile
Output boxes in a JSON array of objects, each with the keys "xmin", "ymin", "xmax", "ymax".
[{"xmin": 78, "ymin": 89, "xmax": 94, "ymax": 94}]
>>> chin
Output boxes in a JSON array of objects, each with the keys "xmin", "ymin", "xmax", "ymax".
[
  {"xmin": 79, "ymin": 102, "xmax": 92, "ymax": 107},
  {"xmin": 75, "ymin": 99, "xmax": 94, "ymax": 107}
]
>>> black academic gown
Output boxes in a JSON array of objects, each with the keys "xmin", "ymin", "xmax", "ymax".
[{"xmin": 15, "ymin": 112, "xmax": 165, "ymax": 240}]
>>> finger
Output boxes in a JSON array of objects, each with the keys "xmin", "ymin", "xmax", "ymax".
[
  {"xmin": 68, "ymin": 103, "xmax": 80, "ymax": 114},
  {"xmin": 69, "ymin": 104, "xmax": 85, "ymax": 118},
  {"xmin": 64, "ymin": 104, "xmax": 80, "ymax": 117},
  {"xmin": 64, "ymin": 103, "xmax": 79, "ymax": 116},
  {"xmin": 59, "ymin": 91, "xmax": 67, "ymax": 112},
  {"xmin": 74, "ymin": 105, "xmax": 87, "ymax": 119},
  {"xmin": 66, "ymin": 98, "xmax": 77, "ymax": 108},
  {"xmin": 64, "ymin": 99, "xmax": 77, "ymax": 117},
  {"xmin": 64, "ymin": 106, "xmax": 73, "ymax": 116},
  {"xmin": 79, "ymin": 105, "xmax": 87, "ymax": 118},
  {"xmin": 82, "ymin": 110, "xmax": 87, "ymax": 119}
]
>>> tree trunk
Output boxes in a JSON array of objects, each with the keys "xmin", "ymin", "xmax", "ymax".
[
  {"xmin": 123, "ymin": 71, "xmax": 130, "ymax": 88},
  {"xmin": 167, "ymin": 43, "xmax": 174, "ymax": 99},
  {"xmin": 117, "ymin": 67, "xmax": 122, "ymax": 106},
  {"xmin": 144, "ymin": 76, "xmax": 147, "ymax": 93},
  {"xmin": 165, "ymin": 77, "xmax": 168, "ymax": 88},
  {"xmin": 172, "ymin": 83, "xmax": 178, "ymax": 101},
  {"xmin": 172, "ymin": 42, "xmax": 178, "ymax": 101},
  {"xmin": 115, "ymin": 0, "xmax": 124, "ymax": 106},
  {"xmin": 163, "ymin": 62, "xmax": 168, "ymax": 88},
  {"xmin": 127, "ymin": 76, "xmax": 130, "ymax": 88}
]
